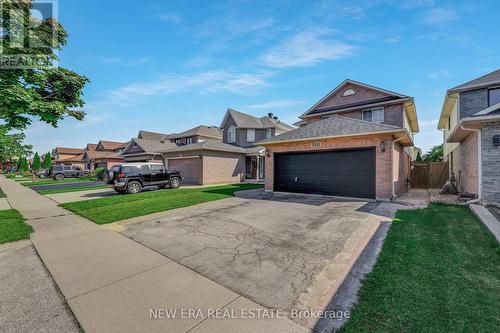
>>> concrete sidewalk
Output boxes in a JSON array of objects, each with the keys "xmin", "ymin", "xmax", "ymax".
[{"xmin": 0, "ymin": 176, "xmax": 307, "ymax": 333}]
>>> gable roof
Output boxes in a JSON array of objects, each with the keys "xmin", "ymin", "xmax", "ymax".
[
  {"xmin": 122, "ymin": 138, "xmax": 177, "ymax": 155},
  {"xmin": 54, "ymin": 147, "xmax": 85, "ymax": 155},
  {"xmin": 259, "ymin": 116, "xmax": 412, "ymax": 146},
  {"xmin": 301, "ymin": 79, "xmax": 409, "ymax": 118},
  {"xmin": 169, "ymin": 125, "xmax": 222, "ymax": 140},
  {"xmin": 448, "ymin": 69, "xmax": 500, "ymax": 93},
  {"xmin": 221, "ymin": 108, "xmax": 295, "ymax": 132},
  {"xmin": 97, "ymin": 140, "xmax": 128, "ymax": 151},
  {"xmin": 137, "ymin": 130, "xmax": 173, "ymax": 141},
  {"xmin": 86, "ymin": 143, "xmax": 97, "ymax": 151}
]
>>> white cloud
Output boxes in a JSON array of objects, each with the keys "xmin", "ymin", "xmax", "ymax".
[
  {"xmin": 103, "ymin": 71, "xmax": 273, "ymax": 107},
  {"xmin": 427, "ymin": 69, "xmax": 451, "ymax": 80},
  {"xmin": 260, "ymin": 29, "xmax": 355, "ymax": 68},
  {"xmin": 156, "ymin": 12, "xmax": 181, "ymax": 24},
  {"xmin": 422, "ymin": 8, "xmax": 458, "ymax": 26},
  {"xmin": 243, "ymin": 99, "xmax": 303, "ymax": 110}
]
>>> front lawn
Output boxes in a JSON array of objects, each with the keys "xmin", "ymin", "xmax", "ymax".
[
  {"xmin": 0, "ymin": 209, "xmax": 33, "ymax": 244},
  {"xmin": 38, "ymin": 185, "xmax": 108, "ymax": 195},
  {"xmin": 340, "ymin": 203, "xmax": 500, "ymax": 332},
  {"xmin": 22, "ymin": 177, "xmax": 97, "ymax": 187},
  {"xmin": 61, "ymin": 183, "xmax": 263, "ymax": 224}
]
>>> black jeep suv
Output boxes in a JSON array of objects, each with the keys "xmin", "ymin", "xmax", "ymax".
[{"xmin": 112, "ymin": 163, "xmax": 182, "ymax": 194}]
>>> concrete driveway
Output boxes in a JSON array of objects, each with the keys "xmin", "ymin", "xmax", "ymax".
[{"xmin": 122, "ymin": 189, "xmax": 385, "ymax": 328}]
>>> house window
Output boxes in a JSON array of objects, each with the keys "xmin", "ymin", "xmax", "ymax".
[
  {"xmin": 247, "ymin": 129, "xmax": 255, "ymax": 142},
  {"xmin": 363, "ymin": 108, "xmax": 384, "ymax": 123},
  {"xmin": 227, "ymin": 126, "xmax": 236, "ymax": 143},
  {"xmin": 186, "ymin": 137, "xmax": 193, "ymax": 145},
  {"xmin": 175, "ymin": 139, "xmax": 181, "ymax": 144},
  {"xmin": 488, "ymin": 87, "xmax": 500, "ymax": 106},
  {"xmin": 266, "ymin": 128, "xmax": 272, "ymax": 139},
  {"xmin": 342, "ymin": 89, "xmax": 356, "ymax": 97}
]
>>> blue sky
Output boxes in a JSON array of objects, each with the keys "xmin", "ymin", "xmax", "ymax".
[{"xmin": 25, "ymin": 0, "xmax": 500, "ymax": 154}]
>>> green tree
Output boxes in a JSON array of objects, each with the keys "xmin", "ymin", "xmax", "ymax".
[
  {"xmin": 415, "ymin": 150, "xmax": 423, "ymax": 162},
  {"xmin": 43, "ymin": 152, "xmax": 52, "ymax": 169},
  {"xmin": 0, "ymin": 126, "xmax": 33, "ymax": 166},
  {"xmin": 0, "ymin": 0, "xmax": 89, "ymax": 129},
  {"xmin": 423, "ymin": 144, "xmax": 443, "ymax": 162},
  {"xmin": 32, "ymin": 152, "xmax": 41, "ymax": 171}
]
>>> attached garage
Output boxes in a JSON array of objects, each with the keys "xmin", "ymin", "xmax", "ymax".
[
  {"xmin": 168, "ymin": 157, "xmax": 202, "ymax": 185},
  {"xmin": 274, "ymin": 148, "xmax": 376, "ymax": 199}
]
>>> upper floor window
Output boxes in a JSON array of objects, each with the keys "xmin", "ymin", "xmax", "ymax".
[
  {"xmin": 227, "ymin": 126, "xmax": 236, "ymax": 143},
  {"xmin": 186, "ymin": 137, "xmax": 193, "ymax": 145},
  {"xmin": 363, "ymin": 108, "xmax": 384, "ymax": 123},
  {"xmin": 266, "ymin": 128, "xmax": 272, "ymax": 139},
  {"xmin": 247, "ymin": 129, "xmax": 255, "ymax": 142},
  {"xmin": 342, "ymin": 89, "xmax": 356, "ymax": 97},
  {"xmin": 488, "ymin": 87, "xmax": 500, "ymax": 106}
]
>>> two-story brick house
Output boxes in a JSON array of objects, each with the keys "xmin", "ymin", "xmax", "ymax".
[
  {"xmin": 260, "ymin": 79, "xmax": 419, "ymax": 200},
  {"xmin": 438, "ymin": 69, "xmax": 500, "ymax": 206},
  {"xmin": 160, "ymin": 111, "xmax": 293, "ymax": 184}
]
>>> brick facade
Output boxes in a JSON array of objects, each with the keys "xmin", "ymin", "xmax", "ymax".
[
  {"xmin": 264, "ymin": 134, "xmax": 401, "ymax": 200},
  {"xmin": 449, "ymin": 131, "xmax": 478, "ymax": 195}
]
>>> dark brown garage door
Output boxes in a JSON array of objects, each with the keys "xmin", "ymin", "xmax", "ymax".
[
  {"xmin": 168, "ymin": 158, "xmax": 202, "ymax": 185},
  {"xmin": 274, "ymin": 148, "xmax": 376, "ymax": 198}
]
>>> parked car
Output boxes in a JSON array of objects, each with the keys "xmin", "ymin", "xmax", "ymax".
[
  {"xmin": 48, "ymin": 165, "xmax": 86, "ymax": 181},
  {"xmin": 103, "ymin": 165, "xmax": 121, "ymax": 184},
  {"xmin": 112, "ymin": 163, "xmax": 183, "ymax": 194}
]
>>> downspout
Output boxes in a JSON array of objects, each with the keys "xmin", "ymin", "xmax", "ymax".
[
  {"xmin": 392, "ymin": 136, "xmax": 405, "ymax": 199},
  {"xmin": 459, "ymin": 124, "xmax": 482, "ymax": 204}
]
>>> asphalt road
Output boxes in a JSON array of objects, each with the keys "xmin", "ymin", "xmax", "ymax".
[{"xmin": 30, "ymin": 181, "xmax": 104, "ymax": 192}]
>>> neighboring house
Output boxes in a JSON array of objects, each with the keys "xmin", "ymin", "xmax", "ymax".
[
  {"xmin": 83, "ymin": 140, "xmax": 128, "ymax": 170},
  {"xmin": 438, "ymin": 69, "xmax": 500, "ymax": 206},
  {"xmin": 137, "ymin": 130, "xmax": 173, "ymax": 141},
  {"xmin": 161, "ymin": 110, "xmax": 294, "ymax": 184},
  {"xmin": 259, "ymin": 79, "xmax": 419, "ymax": 200},
  {"xmin": 121, "ymin": 136, "xmax": 177, "ymax": 163},
  {"xmin": 51, "ymin": 147, "xmax": 86, "ymax": 169},
  {"xmin": 169, "ymin": 125, "xmax": 222, "ymax": 145}
]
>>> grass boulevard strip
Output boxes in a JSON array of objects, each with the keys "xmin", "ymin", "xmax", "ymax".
[
  {"xmin": 340, "ymin": 203, "xmax": 500, "ymax": 332},
  {"xmin": 0, "ymin": 209, "xmax": 33, "ymax": 244},
  {"xmin": 37, "ymin": 185, "xmax": 108, "ymax": 195},
  {"xmin": 61, "ymin": 183, "xmax": 263, "ymax": 224}
]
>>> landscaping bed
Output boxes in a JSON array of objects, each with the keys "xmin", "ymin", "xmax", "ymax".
[
  {"xmin": 61, "ymin": 183, "xmax": 263, "ymax": 224},
  {"xmin": 0, "ymin": 209, "xmax": 33, "ymax": 244},
  {"xmin": 340, "ymin": 203, "xmax": 500, "ymax": 332}
]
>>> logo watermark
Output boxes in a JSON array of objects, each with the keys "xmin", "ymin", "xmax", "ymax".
[
  {"xmin": 149, "ymin": 307, "xmax": 350, "ymax": 321},
  {"xmin": 0, "ymin": 0, "xmax": 58, "ymax": 69}
]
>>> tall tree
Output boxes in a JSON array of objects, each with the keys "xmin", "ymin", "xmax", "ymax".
[
  {"xmin": 415, "ymin": 150, "xmax": 423, "ymax": 162},
  {"xmin": 0, "ymin": 125, "xmax": 33, "ymax": 166},
  {"xmin": 32, "ymin": 152, "xmax": 41, "ymax": 171},
  {"xmin": 0, "ymin": 0, "xmax": 89, "ymax": 129},
  {"xmin": 43, "ymin": 152, "xmax": 52, "ymax": 169},
  {"xmin": 423, "ymin": 144, "xmax": 443, "ymax": 162}
]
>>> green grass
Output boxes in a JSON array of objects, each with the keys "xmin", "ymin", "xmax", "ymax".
[
  {"xmin": 22, "ymin": 177, "xmax": 98, "ymax": 187},
  {"xmin": 0, "ymin": 209, "xmax": 33, "ymax": 244},
  {"xmin": 340, "ymin": 203, "xmax": 500, "ymax": 333},
  {"xmin": 38, "ymin": 185, "xmax": 108, "ymax": 195},
  {"xmin": 61, "ymin": 183, "xmax": 263, "ymax": 224}
]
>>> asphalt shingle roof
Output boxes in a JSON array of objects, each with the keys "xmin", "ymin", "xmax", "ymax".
[
  {"xmin": 449, "ymin": 69, "xmax": 500, "ymax": 92},
  {"xmin": 161, "ymin": 140, "xmax": 262, "ymax": 154},
  {"xmin": 137, "ymin": 130, "xmax": 174, "ymax": 141},
  {"xmin": 169, "ymin": 125, "xmax": 222, "ymax": 139},
  {"xmin": 227, "ymin": 108, "xmax": 295, "ymax": 131},
  {"xmin": 128, "ymin": 138, "xmax": 177, "ymax": 153},
  {"xmin": 259, "ymin": 116, "xmax": 402, "ymax": 143}
]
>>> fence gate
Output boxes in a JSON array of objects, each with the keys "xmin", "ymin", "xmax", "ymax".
[
  {"xmin": 410, "ymin": 161, "xmax": 449, "ymax": 188},
  {"xmin": 410, "ymin": 163, "xmax": 430, "ymax": 188}
]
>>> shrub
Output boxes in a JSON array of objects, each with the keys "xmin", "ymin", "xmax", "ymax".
[{"xmin": 94, "ymin": 167, "xmax": 106, "ymax": 180}]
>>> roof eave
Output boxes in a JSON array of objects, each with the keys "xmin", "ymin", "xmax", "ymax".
[
  {"xmin": 300, "ymin": 97, "xmax": 412, "ymax": 119},
  {"xmin": 259, "ymin": 129, "xmax": 409, "ymax": 146},
  {"xmin": 437, "ymin": 92, "xmax": 459, "ymax": 130}
]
